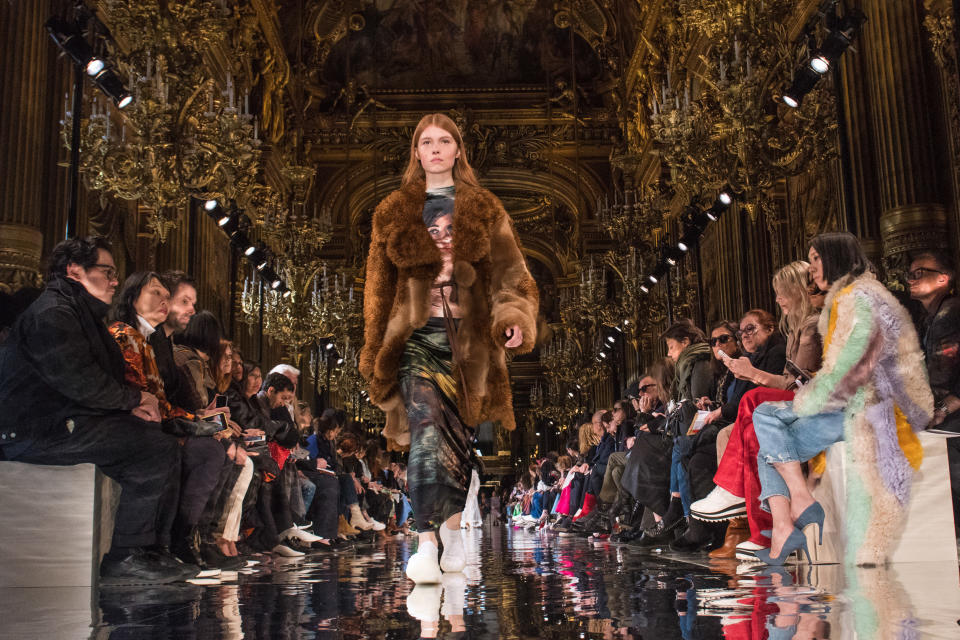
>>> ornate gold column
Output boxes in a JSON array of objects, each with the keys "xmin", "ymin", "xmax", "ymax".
[
  {"xmin": 0, "ymin": 0, "xmax": 51, "ymax": 291},
  {"xmin": 861, "ymin": 0, "xmax": 950, "ymax": 268}
]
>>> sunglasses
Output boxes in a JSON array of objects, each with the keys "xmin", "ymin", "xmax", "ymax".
[
  {"xmin": 906, "ymin": 267, "xmax": 945, "ymax": 282},
  {"xmin": 638, "ymin": 383, "xmax": 657, "ymax": 393},
  {"xmin": 708, "ymin": 334, "xmax": 735, "ymax": 347}
]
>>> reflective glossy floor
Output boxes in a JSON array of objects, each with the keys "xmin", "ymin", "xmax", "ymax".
[{"xmin": 3, "ymin": 524, "xmax": 959, "ymax": 639}]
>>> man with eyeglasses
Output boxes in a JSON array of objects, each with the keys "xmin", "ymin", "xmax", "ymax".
[
  {"xmin": 0, "ymin": 236, "xmax": 188, "ymax": 584},
  {"xmin": 908, "ymin": 250, "xmax": 960, "ymax": 538}
]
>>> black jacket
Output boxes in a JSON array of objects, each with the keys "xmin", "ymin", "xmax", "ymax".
[
  {"xmin": 254, "ymin": 392, "xmax": 300, "ymax": 448},
  {"xmin": 719, "ymin": 333, "xmax": 787, "ymax": 422},
  {"xmin": 148, "ymin": 327, "xmax": 189, "ymax": 410},
  {"xmin": 0, "ymin": 277, "xmax": 141, "ymax": 457},
  {"xmin": 589, "ymin": 432, "xmax": 616, "ymax": 471}
]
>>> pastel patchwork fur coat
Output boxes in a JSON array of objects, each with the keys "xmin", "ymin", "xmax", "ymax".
[
  {"xmin": 793, "ymin": 271, "xmax": 933, "ymax": 565},
  {"xmin": 359, "ymin": 180, "xmax": 539, "ymax": 449}
]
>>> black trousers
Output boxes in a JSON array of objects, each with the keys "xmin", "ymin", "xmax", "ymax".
[
  {"xmin": 300, "ymin": 469, "xmax": 340, "ymax": 539},
  {"xmin": 156, "ymin": 435, "xmax": 227, "ymax": 545},
  {"xmin": 10, "ymin": 414, "xmax": 179, "ymax": 549}
]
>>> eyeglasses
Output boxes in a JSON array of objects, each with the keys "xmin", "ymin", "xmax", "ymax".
[
  {"xmin": 906, "ymin": 267, "xmax": 945, "ymax": 282},
  {"xmin": 92, "ymin": 264, "xmax": 119, "ymax": 281},
  {"xmin": 737, "ymin": 324, "xmax": 758, "ymax": 338},
  {"xmin": 638, "ymin": 383, "xmax": 657, "ymax": 393},
  {"xmin": 708, "ymin": 334, "xmax": 735, "ymax": 347}
]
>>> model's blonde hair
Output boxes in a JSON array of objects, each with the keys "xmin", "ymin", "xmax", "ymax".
[
  {"xmin": 401, "ymin": 113, "xmax": 480, "ymax": 188},
  {"xmin": 578, "ymin": 422, "xmax": 600, "ymax": 455},
  {"xmin": 772, "ymin": 261, "xmax": 816, "ymax": 338}
]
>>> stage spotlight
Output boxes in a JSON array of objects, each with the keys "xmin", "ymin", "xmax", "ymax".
[
  {"xmin": 204, "ymin": 199, "xmax": 220, "ymax": 213},
  {"xmin": 46, "ymin": 18, "xmax": 96, "ymax": 69},
  {"xmin": 815, "ymin": 10, "xmax": 866, "ymax": 68},
  {"xmin": 678, "ymin": 240, "xmax": 689, "ymax": 252},
  {"xmin": 89, "ymin": 67, "xmax": 133, "ymax": 108},
  {"xmin": 782, "ymin": 66, "xmax": 820, "ymax": 108},
  {"xmin": 809, "ymin": 54, "xmax": 830, "ymax": 74},
  {"xmin": 717, "ymin": 189, "xmax": 733, "ymax": 206},
  {"xmin": 336, "ymin": 357, "xmax": 345, "ymax": 365},
  {"xmin": 243, "ymin": 244, "xmax": 256, "ymax": 257},
  {"xmin": 606, "ymin": 335, "xmax": 616, "ymax": 345},
  {"xmin": 270, "ymin": 277, "xmax": 283, "ymax": 290},
  {"xmin": 325, "ymin": 342, "xmax": 334, "ymax": 351},
  {"xmin": 648, "ymin": 274, "xmax": 658, "ymax": 284},
  {"xmin": 567, "ymin": 391, "xmax": 575, "ymax": 399},
  {"xmin": 85, "ymin": 58, "xmax": 104, "ymax": 76},
  {"xmin": 664, "ymin": 247, "xmax": 684, "ymax": 266},
  {"xmin": 218, "ymin": 213, "xmax": 238, "ymax": 234}
]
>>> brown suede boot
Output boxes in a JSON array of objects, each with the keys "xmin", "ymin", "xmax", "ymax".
[
  {"xmin": 339, "ymin": 514, "xmax": 361, "ymax": 537},
  {"xmin": 708, "ymin": 517, "xmax": 750, "ymax": 559}
]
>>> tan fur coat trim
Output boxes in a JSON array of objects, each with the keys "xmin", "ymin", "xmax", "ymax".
[{"xmin": 359, "ymin": 180, "xmax": 539, "ymax": 449}]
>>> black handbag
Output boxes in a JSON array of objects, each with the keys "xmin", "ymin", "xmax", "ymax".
[{"xmin": 162, "ymin": 417, "xmax": 225, "ymax": 438}]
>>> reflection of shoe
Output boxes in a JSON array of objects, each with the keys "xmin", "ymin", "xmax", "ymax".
[
  {"xmin": 406, "ymin": 584, "xmax": 442, "ymax": 622},
  {"xmin": 691, "ymin": 487, "xmax": 747, "ymax": 521},
  {"xmin": 406, "ymin": 540, "xmax": 443, "ymax": 583},
  {"xmin": 441, "ymin": 572, "xmax": 467, "ymax": 616},
  {"xmin": 439, "ymin": 526, "xmax": 466, "ymax": 573},
  {"xmin": 271, "ymin": 544, "xmax": 305, "ymax": 558}
]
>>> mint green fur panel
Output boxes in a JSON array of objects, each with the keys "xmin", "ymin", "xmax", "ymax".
[
  {"xmin": 844, "ymin": 389, "xmax": 872, "ymax": 566},
  {"xmin": 796, "ymin": 293, "xmax": 874, "ymax": 416}
]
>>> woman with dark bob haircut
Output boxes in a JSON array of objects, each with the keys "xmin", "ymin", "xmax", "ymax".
[{"xmin": 752, "ymin": 232, "xmax": 934, "ymax": 566}]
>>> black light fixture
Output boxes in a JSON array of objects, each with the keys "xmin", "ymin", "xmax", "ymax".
[
  {"xmin": 204, "ymin": 199, "xmax": 222, "ymax": 216},
  {"xmin": 810, "ymin": 9, "xmax": 866, "ymax": 74},
  {"xmin": 46, "ymin": 17, "xmax": 133, "ymax": 108},
  {"xmin": 782, "ymin": 66, "xmax": 821, "ymax": 108}
]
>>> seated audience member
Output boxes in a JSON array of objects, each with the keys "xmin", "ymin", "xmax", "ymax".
[
  {"xmin": 599, "ymin": 396, "xmax": 640, "ymax": 524},
  {"xmin": 149, "ymin": 270, "xmax": 197, "ymax": 410},
  {"xmin": 107, "ymin": 271, "xmax": 231, "ymax": 570},
  {"xmin": 0, "ymin": 237, "xmax": 186, "ymax": 584},
  {"xmin": 907, "ymin": 250, "xmax": 960, "ymax": 535},
  {"xmin": 572, "ymin": 411, "xmax": 619, "ymax": 534},
  {"xmin": 752, "ymin": 232, "xmax": 932, "ymax": 566},
  {"xmin": 693, "ymin": 262, "xmax": 821, "ymax": 559},
  {"xmin": 339, "ymin": 433, "xmax": 384, "ymax": 531},
  {"xmin": 552, "ymin": 428, "xmax": 597, "ymax": 532}
]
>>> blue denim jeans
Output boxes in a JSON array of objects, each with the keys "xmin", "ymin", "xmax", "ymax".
[
  {"xmin": 300, "ymin": 475, "xmax": 317, "ymax": 514},
  {"xmin": 398, "ymin": 494, "xmax": 412, "ymax": 525},
  {"xmin": 670, "ymin": 436, "xmax": 693, "ymax": 515},
  {"xmin": 753, "ymin": 401, "xmax": 845, "ymax": 510}
]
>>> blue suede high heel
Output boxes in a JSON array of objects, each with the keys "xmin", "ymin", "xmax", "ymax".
[
  {"xmin": 755, "ymin": 529, "xmax": 809, "ymax": 566},
  {"xmin": 760, "ymin": 501, "xmax": 827, "ymax": 545},
  {"xmin": 793, "ymin": 501, "xmax": 825, "ymax": 546}
]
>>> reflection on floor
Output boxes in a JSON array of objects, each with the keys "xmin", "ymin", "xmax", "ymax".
[{"xmin": 2, "ymin": 525, "xmax": 959, "ymax": 639}]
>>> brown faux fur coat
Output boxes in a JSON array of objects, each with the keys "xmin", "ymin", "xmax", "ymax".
[{"xmin": 359, "ymin": 179, "xmax": 539, "ymax": 449}]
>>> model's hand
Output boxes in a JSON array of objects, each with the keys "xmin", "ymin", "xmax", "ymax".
[{"xmin": 504, "ymin": 325, "xmax": 523, "ymax": 348}]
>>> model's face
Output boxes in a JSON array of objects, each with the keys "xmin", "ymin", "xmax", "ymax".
[
  {"xmin": 709, "ymin": 327, "xmax": 738, "ymax": 360},
  {"xmin": 428, "ymin": 213, "xmax": 454, "ymax": 254},
  {"xmin": 67, "ymin": 249, "xmax": 118, "ymax": 305},
  {"xmin": 166, "ymin": 284, "xmax": 197, "ymax": 332},
  {"xmin": 416, "ymin": 125, "xmax": 459, "ymax": 176},
  {"xmin": 133, "ymin": 277, "xmax": 170, "ymax": 327},
  {"xmin": 908, "ymin": 257, "xmax": 950, "ymax": 300},
  {"xmin": 665, "ymin": 338, "xmax": 688, "ymax": 362},
  {"xmin": 808, "ymin": 246, "xmax": 827, "ymax": 290}
]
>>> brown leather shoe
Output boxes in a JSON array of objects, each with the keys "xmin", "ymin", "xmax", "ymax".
[{"xmin": 708, "ymin": 517, "xmax": 750, "ymax": 559}]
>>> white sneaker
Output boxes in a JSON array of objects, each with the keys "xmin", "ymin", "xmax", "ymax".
[
  {"xmin": 271, "ymin": 544, "xmax": 305, "ymax": 558},
  {"xmin": 368, "ymin": 519, "xmax": 386, "ymax": 532},
  {"xmin": 281, "ymin": 526, "xmax": 323, "ymax": 543},
  {"xmin": 438, "ymin": 525, "xmax": 466, "ymax": 573},
  {"xmin": 690, "ymin": 486, "xmax": 747, "ymax": 521},
  {"xmin": 735, "ymin": 539, "xmax": 766, "ymax": 562},
  {"xmin": 406, "ymin": 541, "xmax": 443, "ymax": 583}
]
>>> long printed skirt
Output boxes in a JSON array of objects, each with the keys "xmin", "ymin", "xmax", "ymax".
[{"xmin": 400, "ymin": 318, "xmax": 476, "ymax": 530}]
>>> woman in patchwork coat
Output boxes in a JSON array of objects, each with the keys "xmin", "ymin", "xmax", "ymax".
[
  {"xmin": 360, "ymin": 113, "xmax": 538, "ymax": 582},
  {"xmin": 752, "ymin": 232, "xmax": 933, "ymax": 566}
]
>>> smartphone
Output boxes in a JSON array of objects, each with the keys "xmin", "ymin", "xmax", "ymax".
[
  {"xmin": 203, "ymin": 412, "xmax": 228, "ymax": 431},
  {"xmin": 784, "ymin": 359, "xmax": 812, "ymax": 385},
  {"xmin": 244, "ymin": 434, "xmax": 266, "ymax": 445},
  {"xmin": 214, "ymin": 394, "xmax": 227, "ymax": 409}
]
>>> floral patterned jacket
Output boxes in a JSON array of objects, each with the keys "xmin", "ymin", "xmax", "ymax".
[{"xmin": 108, "ymin": 322, "xmax": 194, "ymax": 421}]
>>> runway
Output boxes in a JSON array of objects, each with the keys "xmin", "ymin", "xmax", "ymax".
[{"xmin": 2, "ymin": 524, "xmax": 959, "ymax": 639}]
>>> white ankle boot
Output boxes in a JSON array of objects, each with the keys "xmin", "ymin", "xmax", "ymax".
[
  {"xmin": 406, "ymin": 540, "xmax": 442, "ymax": 584},
  {"xmin": 349, "ymin": 504, "xmax": 374, "ymax": 531},
  {"xmin": 438, "ymin": 525, "xmax": 466, "ymax": 573}
]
